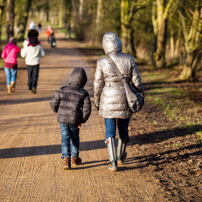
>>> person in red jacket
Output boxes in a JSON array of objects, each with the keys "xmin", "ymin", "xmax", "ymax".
[
  {"xmin": 1, "ymin": 37, "xmax": 20, "ymax": 93},
  {"xmin": 46, "ymin": 25, "xmax": 53, "ymax": 43}
]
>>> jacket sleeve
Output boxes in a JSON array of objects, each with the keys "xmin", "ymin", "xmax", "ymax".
[
  {"xmin": 1, "ymin": 48, "xmax": 6, "ymax": 59},
  {"xmin": 131, "ymin": 57, "xmax": 144, "ymax": 93},
  {"xmin": 20, "ymin": 47, "xmax": 27, "ymax": 58},
  {"xmin": 40, "ymin": 45, "xmax": 45, "ymax": 56},
  {"xmin": 82, "ymin": 93, "xmax": 91, "ymax": 123},
  {"xmin": 94, "ymin": 60, "xmax": 104, "ymax": 108},
  {"xmin": 16, "ymin": 46, "xmax": 21, "ymax": 53},
  {"xmin": 50, "ymin": 90, "xmax": 61, "ymax": 113}
]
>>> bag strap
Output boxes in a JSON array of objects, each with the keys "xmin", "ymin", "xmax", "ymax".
[{"xmin": 106, "ymin": 55, "xmax": 126, "ymax": 83}]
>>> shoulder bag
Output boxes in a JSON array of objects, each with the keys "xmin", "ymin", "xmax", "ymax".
[{"xmin": 106, "ymin": 55, "xmax": 144, "ymax": 113}]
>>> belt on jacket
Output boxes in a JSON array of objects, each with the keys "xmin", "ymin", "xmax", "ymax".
[{"xmin": 105, "ymin": 82, "xmax": 123, "ymax": 87}]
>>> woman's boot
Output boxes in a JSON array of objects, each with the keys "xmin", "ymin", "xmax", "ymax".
[
  {"xmin": 105, "ymin": 137, "xmax": 118, "ymax": 171},
  {"xmin": 7, "ymin": 85, "xmax": 11, "ymax": 93},
  {"xmin": 11, "ymin": 81, "xmax": 15, "ymax": 92},
  {"xmin": 117, "ymin": 138, "xmax": 130, "ymax": 165}
]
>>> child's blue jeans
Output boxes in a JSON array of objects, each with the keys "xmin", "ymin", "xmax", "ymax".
[
  {"xmin": 60, "ymin": 123, "xmax": 80, "ymax": 159},
  {"xmin": 4, "ymin": 67, "xmax": 17, "ymax": 85},
  {"xmin": 104, "ymin": 118, "xmax": 130, "ymax": 139}
]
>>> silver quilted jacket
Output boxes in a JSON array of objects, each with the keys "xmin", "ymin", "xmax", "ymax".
[{"xmin": 94, "ymin": 32, "xmax": 143, "ymax": 119}]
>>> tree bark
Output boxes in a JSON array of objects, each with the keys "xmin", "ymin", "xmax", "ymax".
[
  {"xmin": 155, "ymin": 0, "xmax": 175, "ymax": 68},
  {"xmin": 16, "ymin": 0, "xmax": 33, "ymax": 41},
  {"xmin": 6, "ymin": 0, "xmax": 15, "ymax": 42},
  {"xmin": 0, "ymin": 0, "xmax": 5, "ymax": 51},
  {"xmin": 151, "ymin": 1, "xmax": 157, "ymax": 66},
  {"xmin": 170, "ymin": 29, "xmax": 174, "ymax": 58},
  {"xmin": 156, "ymin": 0, "xmax": 166, "ymax": 68},
  {"xmin": 179, "ymin": 0, "xmax": 202, "ymax": 80},
  {"xmin": 120, "ymin": 0, "xmax": 136, "ymax": 56},
  {"xmin": 95, "ymin": 0, "xmax": 103, "ymax": 44},
  {"xmin": 59, "ymin": 0, "xmax": 64, "ymax": 27}
]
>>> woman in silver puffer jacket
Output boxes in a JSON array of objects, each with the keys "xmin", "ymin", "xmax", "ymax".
[{"xmin": 94, "ymin": 32, "xmax": 144, "ymax": 171}]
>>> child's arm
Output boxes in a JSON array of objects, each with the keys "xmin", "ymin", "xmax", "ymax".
[
  {"xmin": 82, "ymin": 93, "xmax": 91, "ymax": 123},
  {"xmin": 20, "ymin": 47, "xmax": 27, "ymax": 58},
  {"xmin": 40, "ymin": 45, "xmax": 45, "ymax": 56},
  {"xmin": 50, "ymin": 91, "xmax": 61, "ymax": 113},
  {"xmin": 1, "ymin": 47, "xmax": 7, "ymax": 59}
]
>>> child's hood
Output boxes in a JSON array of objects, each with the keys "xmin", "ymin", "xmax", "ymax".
[
  {"xmin": 68, "ymin": 67, "xmax": 87, "ymax": 88},
  {"xmin": 6, "ymin": 42, "xmax": 16, "ymax": 50}
]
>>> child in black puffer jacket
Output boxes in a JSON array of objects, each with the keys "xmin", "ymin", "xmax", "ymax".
[{"xmin": 50, "ymin": 67, "xmax": 91, "ymax": 170}]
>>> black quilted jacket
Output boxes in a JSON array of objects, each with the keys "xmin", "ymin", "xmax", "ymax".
[{"xmin": 50, "ymin": 67, "xmax": 91, "ymax": 126}]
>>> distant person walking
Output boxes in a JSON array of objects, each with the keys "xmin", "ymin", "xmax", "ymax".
[
  {"xmin": 21, "ymin": 21, "xmax": 45, "ymax": 94},
  {"xmin": 50, "ymin": 67, "xmax": 91, "ymax": 170},
  {"xmin": 46, "ymin": 25, "xmax": 56, "ymax": 47},
  {"xmin": 38, "ymin": 23, "xmax": 42, "ymax": 33},
  {"xmin": 94, "ymin": 32, "xmax": 144, "ymax": 171},
  {"xmin": 1, "ymin": 37, "xmax": 20, "ymax": 93}
]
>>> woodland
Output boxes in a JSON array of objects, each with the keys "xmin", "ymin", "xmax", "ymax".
[{"xmin": 0, "ymin": 0, "xmax": 202, "ymax": 81}]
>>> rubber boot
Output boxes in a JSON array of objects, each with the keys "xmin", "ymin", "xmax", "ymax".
[
  {"xmin": 117, "ymin": 138, "xmax": 130, "ymax": 165},
  {"xmin": 11, "ymin": 81, "xmax": 15, "ymax": 92},
  {"xmin": 105, "ymin": 137, "xmax": 118, "ymax": 171},
  {"xmin": 7, "ymin": 85, "xmax": 11, "ymax": 93}
]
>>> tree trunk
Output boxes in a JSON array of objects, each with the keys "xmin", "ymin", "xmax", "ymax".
[
  {"xmin": 59, "ymin": 0, "xmax": 64, "ymax": 27},
  {"xmin": 6, "ymin": 0, "xmax": 15, "ymax": 42},
  {"xmin": 179, "ymin": 0, "xmax": 202, "ymax": 80},
  {"xmin": 170, "ymin": 29, "xmax": 174, "ymax": 58},
  {"xmin": 179, "ymin": 53, "xmax": 195, "ymax": 80},
  {"xmin": 0, "ymin": 0, "xmax": 5, "ymax": 51},
  {"xmin": 154, "ymin": 0, "xmax": 175, "ymax": 68},
  {"xmin": 151, "ymin": 1, "xmax": 157, "ymax": 66},
  {"xmin": 120, "ymin": 0, "xmax": 136, "ymax": 56},
  {"xmin": 74, "ymin": 0, "xmax": 84, "ymax": 41},
  {"xmin": 95, "ymin": 0, "xmax": 103, "ymax": 44},
  {"xmin": 46, "ymin": 0, "xmax": 49, "ymax": 22},
  {"xmin": 156, "ymin": 0, "xmax": 166, "ymax": 68},
  {"xmin": 64, "ymin": 0, "xmax": 72, "ymax": 39},
  {"xmin": 16, "ymin": 0, "xmax": 33, "ymax": 41}
]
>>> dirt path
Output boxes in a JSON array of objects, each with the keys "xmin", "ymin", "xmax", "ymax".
[{"xmin": 0, "ymin": 29, "xmax": 168, "ymax": 202}]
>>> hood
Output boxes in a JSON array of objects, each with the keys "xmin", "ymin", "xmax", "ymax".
[
  {"xmin": 68, "ymin": 67, "xmax": 87, "ymax": 88},
  {"xmin": 102, "ymin": 32, "xmax": 122, "ymax": 55},
  {"xmin": 29, "ymin": 21, "xmax": 36, "ymax": 30},
  {"xmin": 6, "ymin": 42, "xmax": 16, "ymax": 50}
]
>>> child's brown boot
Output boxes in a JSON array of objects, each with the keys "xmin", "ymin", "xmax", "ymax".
[
  {"xmin": 63, "ymin": 157, "xmax": 71, "ymax": 170},
  {"xmin": 71, "ymin": 156, "xmax": 82, "ymax": 167},
  {"xmin": 7, "ymin": 85, "xmax": 11, "ymax": 93},
  {"xmin": 11, "ymin": 81, "xmax": 15, "ymax": 92}
]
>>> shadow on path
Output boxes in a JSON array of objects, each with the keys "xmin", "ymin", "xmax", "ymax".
[{"xmin": 0, "ymin": 139, "xmax": 106, "ymax": 159}]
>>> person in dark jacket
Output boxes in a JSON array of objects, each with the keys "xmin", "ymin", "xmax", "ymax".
[{"xmin": 50, "ymin": 67, "xmax": 91, "ymax": 170}]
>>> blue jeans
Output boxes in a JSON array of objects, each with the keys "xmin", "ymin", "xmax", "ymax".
[
  {"xmin": 4, "ymin": 67, "xmax": 17, "ymax": 85},
  {"xmin": 60, "ymin": 123, "xmax": 80, "ymax": 159},
  {"xmin": 104, "ymin": 118, "xmax": 130, "ymax": 139}
]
